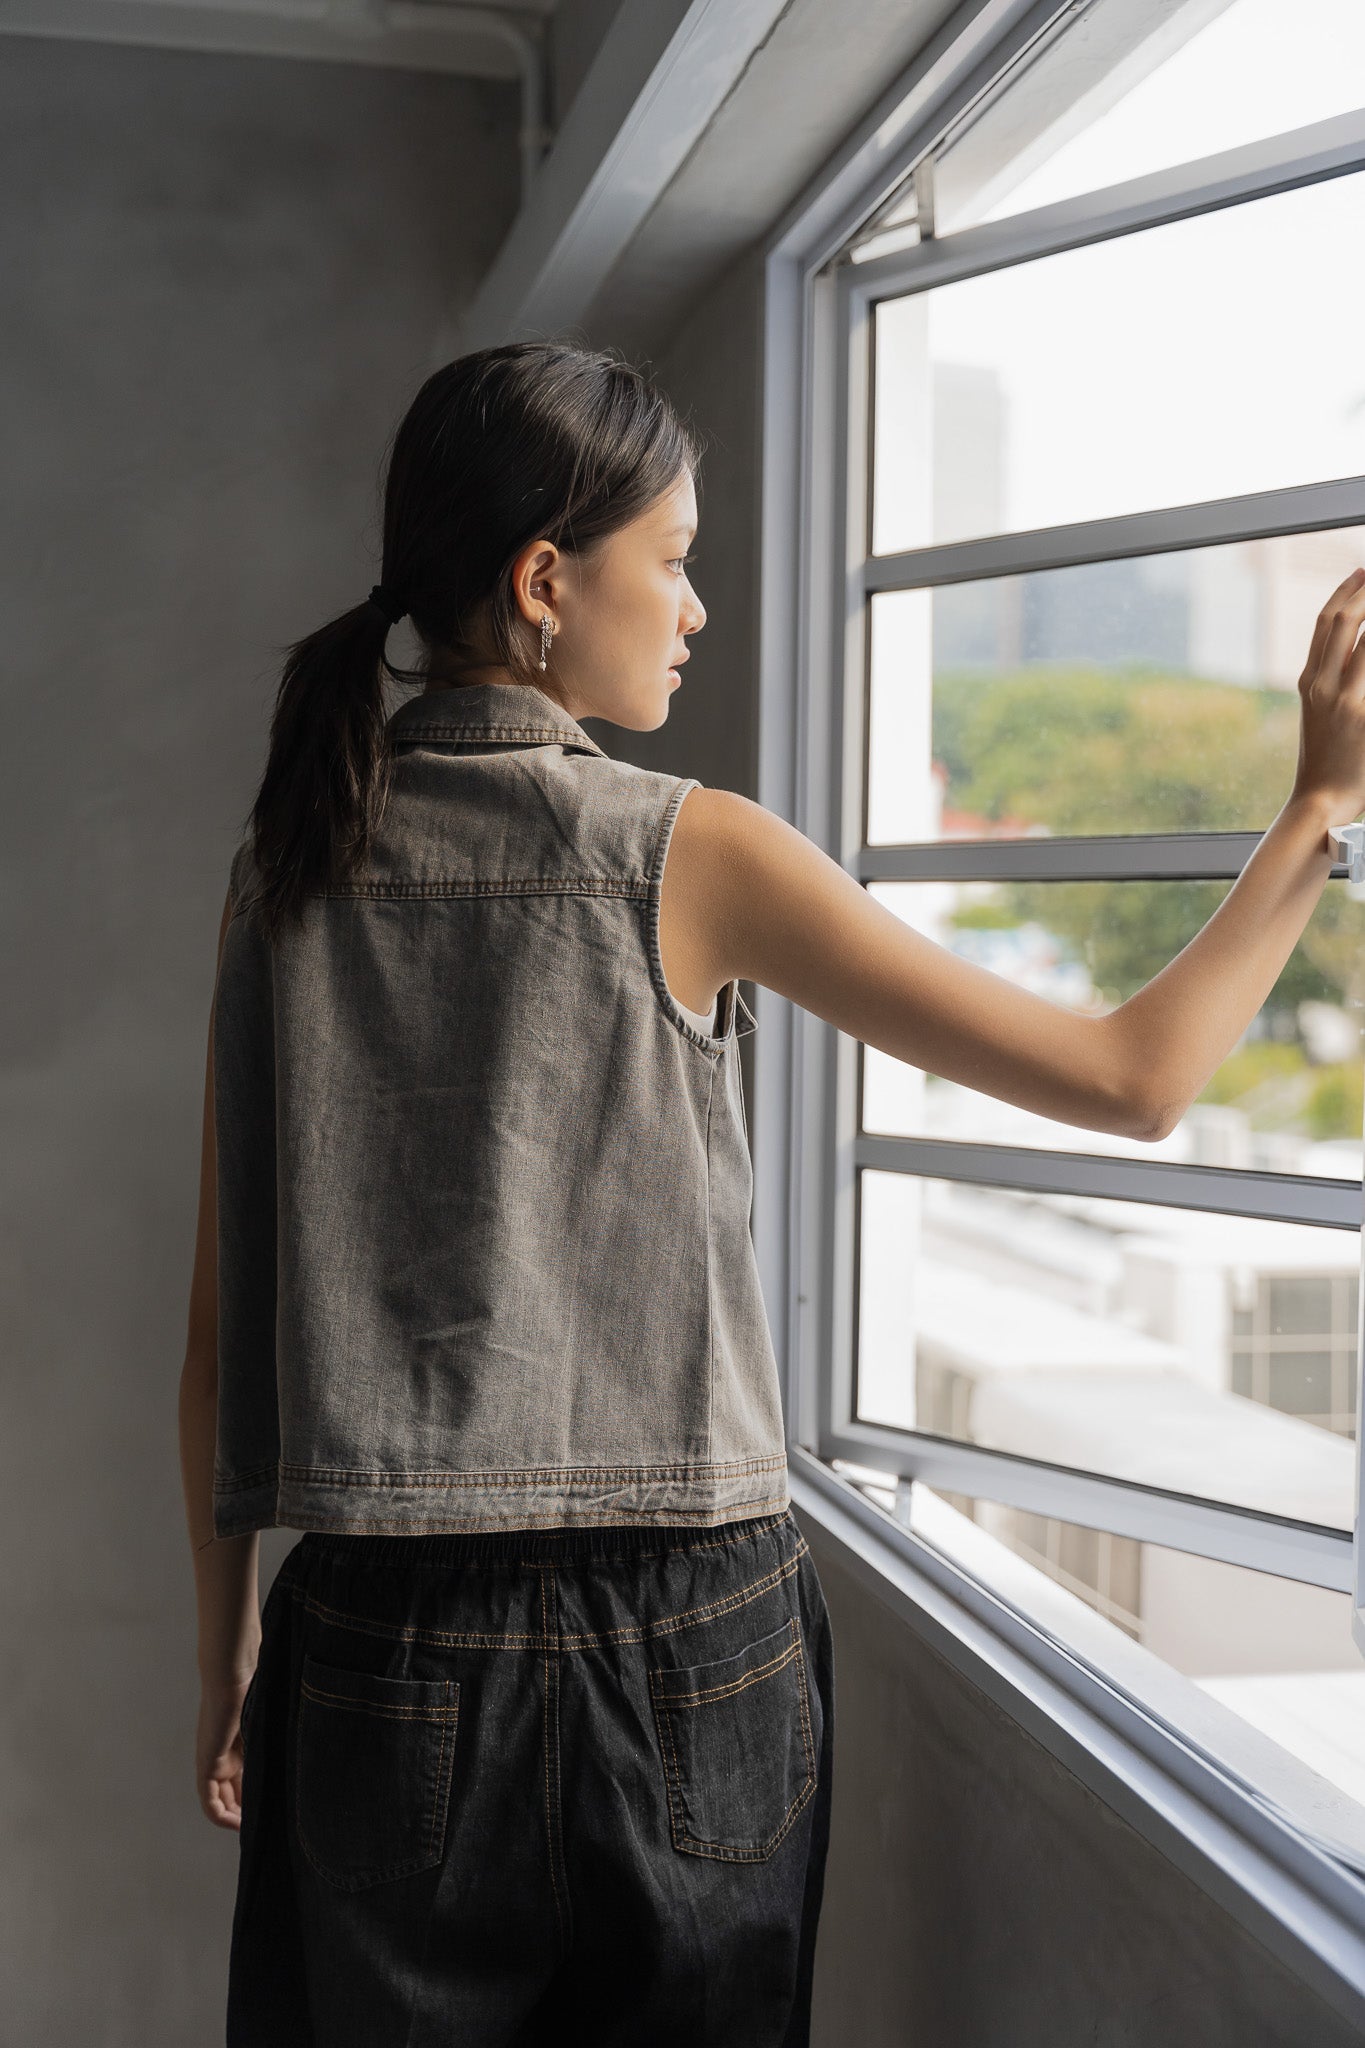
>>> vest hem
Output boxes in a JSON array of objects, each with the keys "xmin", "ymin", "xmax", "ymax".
[{"xmin": 212, "ymin": 1455, "xmax": 791, "ymax": 1539}]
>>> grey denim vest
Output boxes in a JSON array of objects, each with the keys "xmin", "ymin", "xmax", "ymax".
[{"xmin": 211, "ymin": 680, "xmax": 789, "ymax": 1537}]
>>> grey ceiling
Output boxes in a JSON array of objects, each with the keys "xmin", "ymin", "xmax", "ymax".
[{"xmin": 0, "ymin": 0, "xmax": 563, "ymax": 80}]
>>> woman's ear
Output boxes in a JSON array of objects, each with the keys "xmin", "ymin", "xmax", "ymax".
[{"xmin": 510, "ymin": 540, "xmax": 562, "ymax": 626}]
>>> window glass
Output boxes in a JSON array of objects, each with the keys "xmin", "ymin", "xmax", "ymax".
[
  {"xmin": 862, "ymin": 880, "xmax": 1365, "ymax": 1181},
  {"xmin": 840, "ymin": 1466, "xmax": 1365, "ymax": 1819},
  {"xmin": 870, "ymin": 171, "xmax": 1365, "ymax": 553},
  {"xmin": 856, "ymin": 1170, "xmax": 1358, "ymax": 1528},
  {"xmin": 866, "ymin": 533, "xmax": 1365, "ymax": 845},
  {"xmin": 939, "ymin": 0, "xmax": 1365, "ymax": 234}
]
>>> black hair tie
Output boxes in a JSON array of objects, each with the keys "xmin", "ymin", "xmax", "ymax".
[{"xmin": 367, "ymin": 582, "xmax": 407, "ymax": 626}]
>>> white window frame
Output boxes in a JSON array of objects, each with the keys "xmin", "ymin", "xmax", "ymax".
[{"xmin": 755, "ymin": 0, "xmax": 1365, "ymax": 2013}]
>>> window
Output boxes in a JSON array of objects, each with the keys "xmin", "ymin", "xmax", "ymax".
[
  {"xmin": 934, "ymin": 0, "xmax": 1365, "ymax": 232},
  {"xmin": 839, "ymin": 1463, "xmax": 1365, "ymax": 1824},
  {"xmin": 870, "ymin": 174, "xmax": 1365, "ymax": 548},
  {"xmin": 773, "ymin": 0, "xmax": 1365, "ymax": 1836}
]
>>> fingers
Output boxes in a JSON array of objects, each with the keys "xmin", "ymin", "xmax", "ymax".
[
  {"xmin": 1306, "ymin": 566, "xmax": 1364, "ymax": 672},
  {"xmin": 202, "ymin": 1772, "xmax": 244, "ymax": 1830},
  {"xmin": 199, "ymin": 1742, "xmax": 246, "ymax": 1830},
  {"xmin": 1319, "ymin": 593, "xmax": 1365, "ymax": 687},
  {"xmin": 1344, "ymin": 615, "xmax": 1365, "ymax": 693},
  {"xmin": 1306, "ymin": 568, "xmax": 1365, "ymax": 685}
]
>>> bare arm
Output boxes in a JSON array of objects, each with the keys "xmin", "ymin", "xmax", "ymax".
[
  {"xmin": 664, "ymin": 570, "xmax": 1365, "ymax": 1142},
  {"xmin": 178, "ymin": 883, "xmax": 260, "ymax": 1832}
]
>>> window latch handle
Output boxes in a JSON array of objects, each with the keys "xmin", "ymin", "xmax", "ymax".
[{"xmin": 1326, "ymin": 821, "xmax": 1365, "ymax": 882}]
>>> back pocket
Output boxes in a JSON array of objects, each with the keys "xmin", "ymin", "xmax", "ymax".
[
  {"xmin": 648, "ymin": 1616, "xmax": 816, "ymax": 1862},
  {"xmin": 294, "ymin": 1654, "xmax": 460, "ymax": 1891}
]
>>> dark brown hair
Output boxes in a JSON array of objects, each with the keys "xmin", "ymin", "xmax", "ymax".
[{"xmin": 246, "ymin": 340, "xmax": 700, "ymax": 942}]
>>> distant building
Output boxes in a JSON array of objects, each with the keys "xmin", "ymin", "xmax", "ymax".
[
  {"xmin": 927, "ymin": 355, "xmax": 1365, "ymax": 688},
  {"xmin": 857, "ymin": 1179, "xmax": 1361, "ymax": 1664}
]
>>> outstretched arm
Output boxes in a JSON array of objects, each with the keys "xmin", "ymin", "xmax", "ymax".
[
  {"xmin": 666, "ymin": 568, "xmax": 1365, "ymax": 1142},
  {"xmin": 178, "ymin": 883, "xmax": 260, "ymax": 1833}
]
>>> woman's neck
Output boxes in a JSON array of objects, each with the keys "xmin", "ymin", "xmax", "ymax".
[{"xmin": 421, "ymin": 661, "xmax": 513, "ymax": 695}]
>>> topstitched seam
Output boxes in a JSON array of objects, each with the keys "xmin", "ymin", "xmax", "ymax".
[
  {"xmin": 283, "ymin": 1543, "xmax": 808, "ymax": 1652},
  {"xmin": 232, "ymin": 1490, "xmax": 790, "ymax": 1537},
  {"xmin": 649, "ymin": 1636, "xmax": 802, "ymax": 1709},
  {"xmin": 217, "ymin": 1454, "xmax": 786, "ymax": 1494},
  {"xmin": 646, "ymin": 1620, "xmax": 816, "ymax": 1864},
  {"xmin": 298, "ymin": 1679, "xmax": 459, "ymax": 1720}
]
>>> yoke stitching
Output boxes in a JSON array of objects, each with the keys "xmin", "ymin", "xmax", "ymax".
[
  {"xmin": 390, "ymin": 721, "xmax": 602, "ymax": 750},
  {"xmin": 319, "ymin": 878, "xmax": 651, "ymax": 901},
  {"xmin": 286, "ymin": 1543, "xmax": 808, "ymax": 1651}
]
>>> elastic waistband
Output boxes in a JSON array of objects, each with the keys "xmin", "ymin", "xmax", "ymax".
[{"xmin": 296, "ymin": 1505, "xmax": 798, "ymax": 1570}]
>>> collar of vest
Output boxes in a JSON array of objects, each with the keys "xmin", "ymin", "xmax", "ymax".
[{"xmin": 385, "ymin": 681, "xmax": 607, "ymax": 759}]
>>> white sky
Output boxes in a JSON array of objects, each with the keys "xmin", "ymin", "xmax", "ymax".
[
  {"xmin": 987, "ymin": 0, "xmax": 1365, "ymax": 222},
  {"xmin": 875, "ymin": 0, "xmax": 1365, "ymax": 548}
]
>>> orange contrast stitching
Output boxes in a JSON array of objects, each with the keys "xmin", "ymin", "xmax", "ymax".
[
  {"xmin": 649, "ymin": 1637, "xmax": 801, "ymax": 1709},
  {"xmin": 244, "ymin": 1490, "xmax": 790, "ymax": 1533},
  {"xmin": 539, "ymin": 1568, "xmax": 570, "ymax": 1951},
  {"xmin": 428, "ymin": 1687, "xmax": 451, "ymax": 1862},
  {"xmin": 299, "ymin": 1677, "xmax": 458, "ymax": 1719},
  {"xmin": 287, "ymin": 1542, "xmax": 808, "ymax": 1653},
  {"xmin": 646, "ymin": 1616, "xmax": 818, "ymax": 1863}
]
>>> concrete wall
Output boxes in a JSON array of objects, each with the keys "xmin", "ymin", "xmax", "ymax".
[{"xmin": 0, "ymin": 35, "xmax": 517, "ymax": 2042}]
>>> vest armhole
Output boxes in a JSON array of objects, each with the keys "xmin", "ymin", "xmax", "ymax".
[{"xmin": 644, "ymin": 777, "xmax": 736, "ymax": 1052}]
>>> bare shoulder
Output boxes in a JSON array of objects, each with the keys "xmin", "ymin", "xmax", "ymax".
[
  {"xmin": 665, "ymin": 784, "xmax": 869, "ymax": 1004},
  {"xmin": 668, "ymin": 784, "xmax": 804, "ymax": 892},
  {"xmin": 669, "ymin": 785, "xmax": 831, "ymax": 899}
]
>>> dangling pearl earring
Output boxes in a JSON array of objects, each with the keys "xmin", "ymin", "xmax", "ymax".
[{"xmin": 539, "ymin": 616, "xmax": 554, "ymax": 671}]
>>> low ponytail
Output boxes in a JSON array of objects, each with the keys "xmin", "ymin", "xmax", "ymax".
[
  {"xmin": 242, "ymin": 340, "xmax": 700, "ymax": 946},
  {"xmin": 248, "ymin": 595, "xmax": 398, "ymax": 944}
]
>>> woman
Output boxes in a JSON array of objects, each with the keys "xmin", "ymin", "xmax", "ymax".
[{"xmin": 180, "ymin": 339, "xmax": 1365, "ymax": 2045}]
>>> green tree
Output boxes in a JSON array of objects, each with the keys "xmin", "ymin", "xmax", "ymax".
[
  {"xmin": 932, "ymin": 663, "xmax": 1365, "ymax": 1132},
  {"xmin": 937, "ymin": 665, "xmax": 1295, "ymax": 838}
]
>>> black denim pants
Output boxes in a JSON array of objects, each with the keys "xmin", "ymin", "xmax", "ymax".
[{"xmin": 227, "ymin": 1506, "xmax": 834, "ymax": 2046}]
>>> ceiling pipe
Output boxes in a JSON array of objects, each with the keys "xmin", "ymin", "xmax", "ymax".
[{"xmin": 384, "ymin": 3, "xmax": 552, "ymax": 205}]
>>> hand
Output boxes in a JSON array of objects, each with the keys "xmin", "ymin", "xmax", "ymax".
[
  {"xmin": 196, "ymin": 1669, "xmax": 255, "ymax": 1832},
  {"xmin": 1290, "ymin": 565, "xmax": 1365, "ymax": 819}
]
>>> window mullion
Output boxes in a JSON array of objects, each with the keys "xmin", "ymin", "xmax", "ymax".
[
  {"xmin": 821, "ymin": 1423, "xmax": 1354, "ymax": 1591},
  {"xmin": 850, "ymin": 103, "xmax": 1365, "ymax": 298},
  {"xmin": 864, "ymin": 476, "xmax": 1365, "ymax": 590},
  {"xmin": 854, "ymin": 1136, "xmax": 1363, "ymax": 1232},
  {"xmin": 860, "ymin": 831, "xmax": 1286, "ymax": 883}
]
